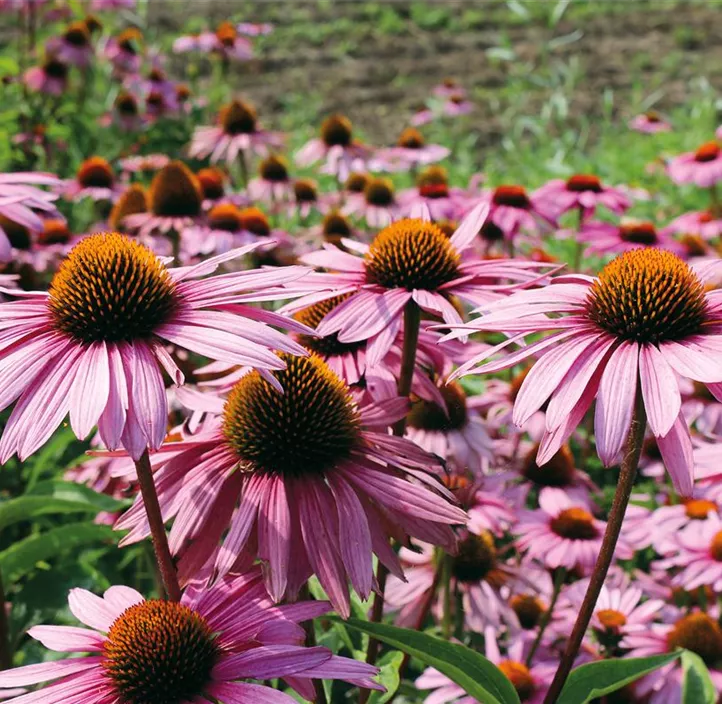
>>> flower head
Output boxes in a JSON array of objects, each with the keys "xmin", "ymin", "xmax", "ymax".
[{"xmin": 668, "ymin": 140, "xmax": 722, "ymax": 187}]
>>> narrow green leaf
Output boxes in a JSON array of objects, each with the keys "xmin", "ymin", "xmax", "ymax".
[
  {"xmin": 369, "ymin": 651, "xmax": 404, "ymax": 704},
  {"xmin": 0, "ymin": 523, "xmax": 116, "ymax": 583},
  {"xmin": 335, "ymin": 617, "xmax": 520, "ymax": 704},
  {"xmin": 681, "ymin": 650, "xmax": 716, "ymax": 704},
  {"xmin": 0, "ymin": 496, "xmax": 100, "ymax": 532},
  {"xmin": 26, "ymin": 480, "xmax": 127, "ymax": 513},
  {"xmin": 557, "ymin": 652, "xmax": 681, "ymax": 704}
]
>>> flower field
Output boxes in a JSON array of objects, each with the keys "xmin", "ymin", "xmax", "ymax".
[{"xmin": 1, "ymin": 1, "xmax": 722, "ymax": 703}]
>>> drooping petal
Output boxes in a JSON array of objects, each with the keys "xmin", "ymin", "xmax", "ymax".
[{"xmin": 639, "ymin": 343, "xmax": 680, "ymax": 437}]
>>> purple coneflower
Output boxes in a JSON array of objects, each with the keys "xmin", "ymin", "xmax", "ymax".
[
  {"xmin": 62, "ymin": 156, "xmax": 122, "ymax": 202},
  {"xmin": 533, "ymin": 173, "xmax": 631, "ymax": 220},
  {"xmin": 668, "ymin": 140, "xmax": 722, "ymax": 187},
  {"xmin": 629, "ymin": 110, "xmax": 672, "ymax": 133},
  {"xmin": 23, "ymin": 55, "xmax": 68, "ymax": 95}
]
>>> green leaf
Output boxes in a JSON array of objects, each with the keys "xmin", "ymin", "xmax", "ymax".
[
  {"xmin": 0, "ymin": 523, "xmax": 116, "ymax": 583},
  {"xmin": 681, "ymin": 650, "xmax": 716, "ymax": 704},
  {"xmin": 557, "ymin": 652, "xmax": 681, "ymax": 704},
  {"xmin": 334, "ymin": 617, "xmax": 520, "ymax": 704},
  {"xmin": 369, "ymin": 651, "xmax": 404, "ymax": 704},
  {"xmin": 26, "ymin": 480, "xmax": 127, "ymax": 513},
  {"xmin": 0, "ymin": 496, "xmax": 100, "ymax": 532}
]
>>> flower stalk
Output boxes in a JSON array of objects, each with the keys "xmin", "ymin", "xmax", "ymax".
[
  {"xmin": 543, "ymin": 390, "xmax": 647, "ymax": 703},
  {"xmin": 133, "ymin": 449, "xmax": 182, "ymax": 602}
]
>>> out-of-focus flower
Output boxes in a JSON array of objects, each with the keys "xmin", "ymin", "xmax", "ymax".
[
  {"xmin": 629, "ymin": 111, "xmax": 672, "ymax": 133},
  {"xmin": 668, "ymin": 140, "xmax": 722, "ymax": 187}
]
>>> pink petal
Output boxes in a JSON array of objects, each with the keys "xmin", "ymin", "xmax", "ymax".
[
  {"xmin": 213, "ymin": 645, "xmax": 330, "ymax": 680},
  {"xmin": 657, "ymin": 413, "xmax": 694, "ymax": 497},
  {"xmin": 639, "ymin": 344, "xmax": 680, "ymax": 436},
  {"xmin": 258, "ymin": 475, "xmax": 291, "ymax": 602},
  {"xmin": 69, "ymin": 342, "xmax": 109, "ymax": 440},
  {"xmin": 0, "ymin": 658, "xmax": 102, "ymax": 687},
  {"xmin": 26, "ymin": 626, "xmax": 104, "ymax": 652}
]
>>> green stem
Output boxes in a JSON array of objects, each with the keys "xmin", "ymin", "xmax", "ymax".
[
  {"xmin": 133, "ymin": 449, "xmax": 182, "ymax": 602},
  {"xmin": 441, "ymin": 554, "xmax": 453, "ymax": 640},
  {"xmin": 543, "ymin": 390, "xmax": 647, "ymax": 703},
  {"xmin": 0, "ymin": 569, "xmax": 11, "ymax": 669},
  {"xmin": 361, "ymin": 300, "xmax": 422, "ymax": 703},
  {"xmin": 526, "ymin": 567, "xmax": 566, "ymax": 667}
]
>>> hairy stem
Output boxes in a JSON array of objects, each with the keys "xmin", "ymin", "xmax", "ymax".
[
  {"xmin": 543, "ymin": 392, "xmax": 647, "ymax": 703},
  {"xmin": 134, "ymin": 449, "xmax": 182, "ymax": 602}
]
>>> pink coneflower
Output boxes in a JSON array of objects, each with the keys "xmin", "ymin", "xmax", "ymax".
[
  {"xmin": 623, "ymin": 610, "xmax": 722, "ymax": 703},
  {"xmin": 629, "ymin": 110, "xmax": 672, "ymax": 133},
  {"xmin": 0, "ymin": 233, "xmax": 310, "ymax": 463},
  {"xmin": 448, "ymin": 248, "xmax": 722, "ymax": 495},
  {"xmin": 0, "ymin": 171, "xmax": 63, "ymax": 262},
  {"xmin": 0, "ymin": 570, "xmax": 382, "ymax": 704},
  {"xmin": 476, "ymin": 184, "xmax": 556, "ymax": 242},
  {"xmin": 189, "ymin": 99, "xmax": 283, "ymax": 165},
  {"xmin": 576, "ymin": 219, "xmax": 682, "ymax": 257},
  {"xmin": 406, "ymin": 380, "xmax": 495, "ymax": 476},
  {"xmin": 248, "ymin": 154, "xmax": 293, "ymax": 203},
  {"xmin": 418, "ymin": 631, "xmax": 554, "ymax": 704},
  {"xmin": 295, "ymin": 114, "xmax": 371, "ymax": 182},
  {"xmin": 385, "ymin": 532, "xmax": 518, "ymax": 632},
  {"xmin": 514, "ymin": 489, "xmax": 633, "ymax": 573},
  {"xmin": 397, "ymin": 165, "xmax": 467, "ymax": 221},
  {"xmin": 204, "ymin": 21, "xmax": 254, "ymax": 60},
  {"xmin": 104, "ymin": 27, "xmax": 143, "ymax": 75},
  {"xmin": 373, "ymin": 126, "xmax": 450, "ymax": 172},
  {"xmin": 119, "ymin": 153, "xmax": 169, "ymax": 174},
  {"xmin": 558, "ymin": 582, "xmax": 664, "ymax": 642},
  {"xmin": 91, "ymin": 0, "xmax": 135, "ymax": 8},
  {"xmin": 23, "ymin": 55, "xmax": 68, "ymax": 95},
  {"xmin": 46, "ymin": 21, "xmax": 94, "ymax": 67},
  {"xmin": 533, "ymin": 174, "xmax": 631, "ymax": 220},
  {"xmin": 433, "ymin": 78, "xmax": 467, "ymax": 99},
  {"xmin": 286, "ymin": 203, "xmax": 552, "ymax": 365},
  {"xmin": 663, "ymin": 209, "xmax": 722, "ymax": 241},
  {"xmin": 116, "ymin": 353, "xmax": 466, "ymax": 616},
  {"xmin": 654, "ymin": 513, "xmax": 722, "ymax": 590},
  {"xmin": 668, "ymin": 140, "xmax": 722, "ymax": 187},
  {"xmin": 100, "ymin": 91, "xmax": 142, "ymax": 130},
  {"xmin": 344, "ymin": 176, "xmax": 401, "ymax": 228},
  {"xmin": 195, "ymin": 167, "xmax": 229, "ymax": 206},
  {"xmin": 181, "ymin": 203, "xmax": 254, "ymax": 258},
  {"xmin": 292, "ymin": 178, "xmax": 328, "ymax": 219},
  {"xmin": 123, "ymin": 161, "xmax": 203, "ymax": 238},
  {"xmin": 62, "ymin": 156, "xmax": 122, "ymax": 202}
]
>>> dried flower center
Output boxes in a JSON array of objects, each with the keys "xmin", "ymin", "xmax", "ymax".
[
  {"xmin": 417, "ymin": 166, "xmax": 449, "ymax": 199},
  {"xmin": 176, "ymin": 84, "xmax": 191, "ymax": 103},
  {"xmin": 117, "ymin": 28, "xmax": 142, "ymax": 54},
  {"xmin": 215, "ymin": 21, "xmax": 237, "ymax": 46},
  {"xmin": 115, "ymin": 92, "xmax": 139, "ymax": 116},
  {"xmin": 148, "ymin": 68, "xmax": 166, "ymax": 83},
  {"xmin": 586, "ymin": 249, "xmax": 709, "ymax": 344},
  {"xmin": 222, "ymin": 354, "xmax": 361, "ymax": 477},
  {"xmin": 645, "ymin": 110, "xmax": 661, "ymax": 123},
  {"xmin": 492, "ymin": 185, "xmax": 530, "ymax": 209},
  {"xmin": 77, "ymin": 157, "xmax": 114, "ymax": 188},
  {"xmin": 294, "ymin": 294, "xmax": 364, "ymax": 357},
  {"xmin": 0, "ymin": 216, "xmax": 31, "ymax": 250},
  {"xmin": 566, "ymin": 174, "xmax": 603, "ymax": 193},
  {"xmin": 364, "ymin": 177, "xmax": 395, "ymax": 207},
  {"xmin": 667, "ymin": 613, "xmax": 722, "ymax": 665},
  {"xmin": 397, "ymin": 127, "xmax": 425, "ymax": 149},
  {"xmin": 208, "ymin": 204, "xmax": 243, "ymax": 232},
  {"xmin": 452, "ymin": 532, "xmax": 497, "ymax": 583},
  {"xmin": 84, "ymin": 14, "xmax": 103, "ymax": 33},
  {"xmin": 407, "ymin": 383, "xmax": 467, "ymax": 432},
  {"xmin": 695, "ymin": 141, "xmax": 721, "ymax": 163},
  {"xmin": 321, "ymin": 114, "xmax": 353, "ymax": 147},
  {"xmin": 365, "ymin": 218, "xmax": 460, "ymax": 291},
  {"xmin": 48, "ymin": 233, "xmax": 178, "ymax": 344},
  {"xmin": 345, "ymin": 172, "xmax": 369, "ymax": 193},
  {"xmin": 220, "ymin": 100, "xmax": 257, "ymax": 135},
  {"xmin": 597, "ymin": 609, "xmax": 628, "ymax": 629},
  {"xmin": 294, "ymin": 179, "xmax": 318, "ymax": 203},
  {"xmin": 259, "ymin": 155, "xmax": 289, "ymax": 182},
  {"xmin": 109, "ymin": 185, "xmax": 148, "ymax": 231},
  {"xmin": 498, "ymin": 661, "xmax": 535, "ymax": 701},
  {"xmin": 196, "ymin": 168, "xmax": 225, "ymax": 200},
  {"xmin": 322, "ymin": 211, "xmax": 352, "ymax": 243},
  {"xmin": 64, "ymin": 22, "xmax": 91, "ymax": 47},
  {"xmin": 510, "ymin": 595, "xmax": 546, "ymax": 630},
  {"xmin": 480, "ymin": 220, "xmax": 505, "ymax": 243},
  {"xmin": 104, "ymin": 600, "xmax": 219, "ymax": 704},
  {"xmin": 45, "ymin": 58, "xmax": 68, "ymax": 79},
  {"xmin": 39, "ymin": 219, "xmax": 70, "ymax": 245},
  {"xmin": 681, "ymin": 234, "xmax": 708, "ymax": 257},
  {"xmin": 619, "ymin": 221, "xmax": 658, "ymax": 245},
  {"xmin": 685, "ymin": 499, "xmax": 717, "ymax": 520},
  {"xmin": 146, "ymin": 92, "xmax": 165, "ymax": 111},
  {"xmin": 551, "ymin": 507, "xmax": 598, "ymax": 540},
  {"xmin": 149, "ymin": 161, "xmax": 203, "ymax": 217},
  {"xmin": 522, "ymin": 444, "xmax": 575, "ymax": 487}
]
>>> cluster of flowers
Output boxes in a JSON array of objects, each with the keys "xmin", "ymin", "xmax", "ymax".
[{"xmin": 4, "ymin": 2, "xmax": 722, "ymax": 704}]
